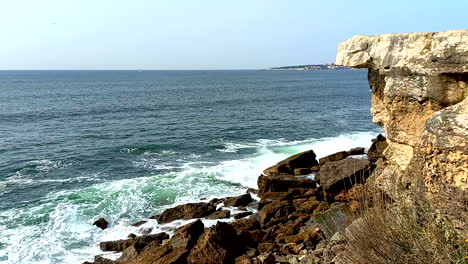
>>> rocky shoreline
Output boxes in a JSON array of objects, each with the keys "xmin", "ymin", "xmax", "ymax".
[{"xmin": 84, "ymin": 134, "xmax": 387, "ymax": 264}]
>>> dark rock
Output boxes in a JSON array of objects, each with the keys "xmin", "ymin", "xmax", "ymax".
[
  {"xmin": 131, "ymin": 220, "xmax": 147, "ymax": 227},
  {"xmin": 367, "ymin": 134, "xmax": 388, "ymax": 162},
  {"xmin": 100, "ymin": 232, "xmax": 169, "ymax": 252},
  {"xmin": 258, "ymin": 242, "xmax": 276, "ymax": 253},
  {"xmin": 347, "ymin": 147, "xmax": 365, "ymax": 156},
  {"xmin": 257, "ymin": 174, "xmax": 316, "ymax": 194},
  {"xmin": 319, "ymin": 151, "xmax": 348, "ymax": 165},
  {"xmin": 258, "ymin": 201, "xmax": 295, "ymax": 226},
  {"xmin": 293, "ymin": 167, "xmax": 311, "ymax": 175},
  {"xmin": 123, "ymin": 219, "xmax": 204, "ymax": 264},
  {"xmin": 187, "ymin": 222, "xmax": 241, "ymax": 264},
  {"xmin": 127, "ymin": 233, "xmax": 137, "ymax": 239},
  {"xmin": 116, "ymin": 245, "xmax": 139, "ymax": 262},
  {"xmin": 317, "ymin": 158, "xmax": 372, "ymax": 200},
  {"xmin": 93, "ymin": 218, "xmax": 109, "ymax": 230},
  {"xmin": 209, "ymin": 198, "xmax": 225, "ymax": 206},
  {"xmin": 206, "ymin": 209, "xmax": 231, "ymax": 219},
  {"xmin": 284, "ymin": 225, "xmax": 321, "ymax": 244},
  {"xmin": 157, "ymin": 202, "xmax": 216, "ymax": 224},
  {"xmin": 310, "ymin": 165, "xmax": 320, "ymax": 172},
  {"xmin": 246, "ymin": 188, "xmax": 259, "ymax": 195},
  {"xmin": 263, "ymin": 149, "xmax": 318, "ymax": 176},
  {"xmin": 224, "ymin": 193, "xmax": 253, "ymax": 207},
  {"xmin": 148, "ymin": 214, "xmax": 159, "ymax": 220},
  {"xmin": 234, "ymin": 211, "xmax": 253, "ymax": 219},
  {"xmin": 232, "ymin": 217, "xmax": 261, "ymax": 234}
]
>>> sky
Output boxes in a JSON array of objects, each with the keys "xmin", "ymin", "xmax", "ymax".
[{"xmin": 0, "ymin": 0, "xmax": 467, "ymax": 70}]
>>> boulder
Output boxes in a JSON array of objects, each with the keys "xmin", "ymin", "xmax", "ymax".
[
  {"xmin": 319, "ymin": 151, "xmax": 348, "ymax": 165},
  {"xmin": 100, "ymin": 232, "xmax": 169, "ymax": 252},
  {"xmin": 257, "ymin": 174, "xmax": 316, "ymax": 194},
  {"xmin": 367, "ymin": 134, "xmax": 388, "ymax": 162},
  {"xmin": 293, "ymin": 168, "xmax": 311, "ymax": 175},
  {"xmin": 316, "ymin": 158, "xmax": 372, "ymax": 200},
  {"xmin": 233, "ymin": 211, "xmax": 253, "ymax": 219},
  {"xmin": 206, "ymin": 209, "xmax": 231, "ymax": 219},
  {"xmin": 156, "ymin": 202, "xmax": 216, "ymax": 224},
  {"xmin": 232, "ymin": 217, "xmax": 261, "ymax": 234},
  {"xmin": 130, "ymin": 220, "xmax": 147, "ymax": 227},
  {"xmin": 347, "ymin": 147, "xmax": 365, "ymax": 156},
  {"xmin": 187, "ymin": 222, "xmax": 241, "ymax": 264},
  {"xmin": 258, "ymin": 201, "xmax": 295, "ymax": 226},
  {"xmin": 122, "ymin": 219, "xmax": 204, "ymax": 264},
  {"xmin": 93, "ymin": 218, "xmax": 109, "ymax": 230},
  {"xmin": 263, "ymin": 149, "xmax": 318, "ymax": 176},
  {"xmin": 224, "ymin": 193, "xmax": 253, "ymax": 207}
]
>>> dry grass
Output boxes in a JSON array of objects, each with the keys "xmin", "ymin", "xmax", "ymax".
[{"xmin": 339, "ymin": 179, "xmax": 468, "ymax": 264}]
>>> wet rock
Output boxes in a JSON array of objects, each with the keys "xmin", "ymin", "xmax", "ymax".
[
  {"xmin": 127, "ymin": 233, "xmax": 137, "ymax": 239},
  {"xmin": 246, "ymin": 188, "xmax": 259, "ymax": 195},
  {"xmin": 319, "ymin": 151, "xmax": 348, "ymax": 165},
  {"xmin": 100, "ymin": 232, "xmax": 169, "ymax": 252},
  {"xmin": 206, "ymin": 209, "xmax": 231, "ymax": 219},
  {"xmin": 156, "ymin": 202, "xmax": 216, "ymax": 224},
  {"xmin": 263, "ymin": 149, "xmax": 318, "ymax": 176},
  {"xmin": 367, "ymin": 134, "xmax": 388, "ymax": 162},
  {"xmin": 257, "ymin": 174, "xmax": 316, "ymax": 194},
  {"xmin": 224, "ymin": 193, "xmax": 253, "ymax": 207},
  {"xmin": 347, "ymin": 147, "xmax": 365, "ymax": 156},
  {"xmin": 209, "ymin": 198, "xmax": 225, "ymax": 206},
  {"xmin": 317, "ymin": 158, "xmax": 372, "ymax": 200},
  {"xmin": 187, "ymin": 222, "xmax": 241, "ymax": 264},
  {"xmin": 93, "ymin": 218, "xmax": 109, "ymax": 230},
  {"xmin": 130, "ymin": 220, "xmax": 147, "ymax": 227},
  {"xmin": 123, "ymin": 219, "xmax": 204, "ymax": 264},
  {"xmin": 233, "ymin": 211, "xmax": 253, "ymax": 219}
]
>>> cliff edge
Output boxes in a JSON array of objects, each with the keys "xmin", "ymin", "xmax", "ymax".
[{"xmin": 336, "ymin": 29, "xmax": 468, "ymax": 229}]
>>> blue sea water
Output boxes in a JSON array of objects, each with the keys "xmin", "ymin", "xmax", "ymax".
[{"xmin": 0, "ymin": 70, "xmax": 380, "ymax": 263}]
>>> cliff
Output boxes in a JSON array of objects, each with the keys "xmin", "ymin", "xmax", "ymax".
[{"xmin": 336, "ymin": 30, "xmax": 468, "ymax": 227}]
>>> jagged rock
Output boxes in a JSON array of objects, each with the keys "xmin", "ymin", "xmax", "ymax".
[
  {"xmin": 234, "ymin": 211, "xmax": 253, "ymax": 219},
  {"xmin": 310, "ymin": 165, "xmax": 320, "ymax": 172},
  {"xmin": 127, "ymin": 233, "xmax": 136, "ymax": 239},
  {"xmin": 122, "ymin": 219, "xmax": 204, "ymax": 264},
  {"xmin": 246, "ymin": 188, "xmax": 259, "ymax": 195},
  {"xmin": 347, "ymin": 147, "xmax": 365, "ymax": 156},
  {"xmin": 257, "ymin": 174, "xmax": 316, "ymax": 194},
  {"xmin": 209, "ymin": 198, "xmax": 225, "ymax": 205},
  {"xmin": 156, "ymin": 202, "xmax": 216, "ymax": 224},
  {"xmin": 317, "ymin": 158, "xmax": 372, "ymax": 200},
  {"xmin": 232, "ymin": 217, "xmax": 261, "ymax": 234},
  {"xmin": 258, "ymin": 242, "xmax": 276, "ymax": 253},
  {"xmin": 367, "ymin": 134, "xmax": 388, "ymax": 162},
  {"xmin": 93, "ymin": 218, "xmax": 109, "ymax": 230},
  {"xmin": 319, "ymin": 151, "xmax": 348, "ymax": 165},
  {"xmin": 258, "ymin": 200, "xmax": 295, "ymax": 226},
  {"xmin": 263, "ymin": 149, "xmax": 318, "ymax": 176},
  {"xmin": 224, "ymin": 193, "xmax": 253, "ymax": 207},
  {"xmin": 187, "ymin": 222, "xmax": 241, "ymax": 264},
  {"xmin": 206, "ymin": 209, "xmax": 231, "ymax": 219},
  {"xmin": 284, "ymin": 225, "xmax": 321, "ymax": 244},
  {"xmin": 100, "ymin": 232, "xmax": 169, "ymax": 252},
  {"xmin": 117, "ymin": 245, "xmax": 139, "ymax": 262}
]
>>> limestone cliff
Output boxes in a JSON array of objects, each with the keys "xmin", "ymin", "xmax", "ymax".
[{"xmin": 336, "ymin": 30, "xmax": 468, "ymax": 221}]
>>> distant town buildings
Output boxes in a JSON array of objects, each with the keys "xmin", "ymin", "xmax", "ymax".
[{"xmin": 270, "ymin": 63, "xmax": 351, "ymax": 70}]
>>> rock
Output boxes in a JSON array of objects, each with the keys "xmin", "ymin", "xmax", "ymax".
[
  {"xmin": 258, "ymin": 200, "xmax": 295, "ymax": 226},
  {"xmin": 187, "ymin": 222, "xmax": 241, "ymax": 264},
  {"xmin": 347, "ymin": 147, "xmax": 365, "ymax": 156},
  {"xmin": 224, "ymin": 193, "xmax": 253, "ymax": 207},
  {"xmin": 293, "ymin": 168, "xmax": 311, "ymax": 175},
  {"xmin": 316, "ymin": 158, "xmax": 372, "ymax": 200},
  {"xmin": 367, "ymin": 134, "xmax": 388, "ymax": 162},
  {"xmin": 234, "ymin": 211, "xmax": 253, "ymax": 219},
  {"xmin": 127, "ymin": 233, "xmax": 137, "ymax": 239},
  {"xmin": 255, "ymin": 253, "xmax": 275, "ymax": 264},
  {"xmin": 122, "ymin": 219, "xmax": 204, "ymax": 264},
  {"xmin": 246, "ymin": 188, "xmax": 259, "ymax": 195},
  {"xmin": 257, "ymin": 174, "xmax": 316, "ymax": 194},
  {"xmin": 130, "ymin": 220, "xmax": 147, "ymax": 227},
  {"xmin": 93, "ymin": 218, "xmax": 109, "ymax": 230},
  {"xmin": 206, "ymin": 209, "xmax": 231, "ymax": 219},
  {"xmin": 232, "ymin": 217, "xmax": 261, "ymax": 234},
  {"xmin": 313, "ymin": 204, "xmax": 350, "ymax": 240},
  {"xmin": 263, "ymin": 149, "xmax": 318, "ymax": 176},
  {"xmin": 100, "ymin": 232, "xmax": 169, "ymax": 252},
  {"xmin": 156, "ymin": 202, "xmax": 216, "ymax": 224},
  {"xmin": 319, "ymin": 151, "xmax": 348, "ymax": 165},
  {"xmin": 209, "ymin": 198, "xmax": 225, "ymax": 206},
  {"xmin": 117, "ymin": 245, "xmax": 139, "ymax": 262},
  {"xmin": 296, "ymin": 200, "xmax": 320, "ymax": 213}
]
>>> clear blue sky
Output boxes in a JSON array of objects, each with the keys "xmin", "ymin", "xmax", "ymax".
[{"xmin": 1, "ymin": 0, "xmax": 467, "ymax": 70}]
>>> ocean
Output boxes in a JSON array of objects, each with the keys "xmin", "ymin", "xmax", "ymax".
[{"xmin": 0, "ymin": 70, "xmax": 380, "ymax": 263}]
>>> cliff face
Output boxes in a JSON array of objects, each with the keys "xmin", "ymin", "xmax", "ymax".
[{"xmin": 336, "ymin": 30, "xmax": 468, "ymax": 202}]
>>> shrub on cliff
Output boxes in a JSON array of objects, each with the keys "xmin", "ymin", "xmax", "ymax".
[{"xmin": 339, "ymin": 180, "xmax": 467, "ymax": 264}]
